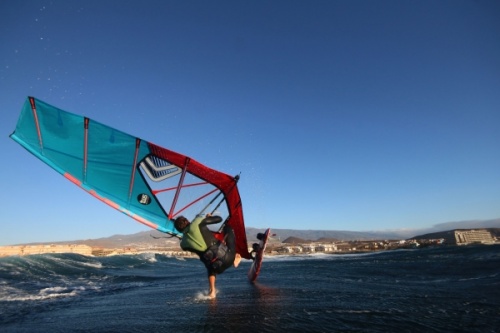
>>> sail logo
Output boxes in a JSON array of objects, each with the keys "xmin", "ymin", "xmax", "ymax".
[
  {"xmin": 137, "ymin": 194, "xmax": 151, "ymax": 205},
  {"xmin": 139, "ymin": 155, "xmax": 182, "ymax": 182}
]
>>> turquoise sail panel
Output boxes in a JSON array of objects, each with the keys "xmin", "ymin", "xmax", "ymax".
[{"xmin": 10, "ymin": 97, "xmax": 179, "ymax": 236}]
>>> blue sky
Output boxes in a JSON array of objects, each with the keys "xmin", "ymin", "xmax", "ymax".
[{"xmin": 1, "ymin": 1, "xmax": 499, "ymax": 245}]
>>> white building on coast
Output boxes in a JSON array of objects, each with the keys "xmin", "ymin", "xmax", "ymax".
[{"xmin": 454, "ymin": 229, "xmax": 496, "ymax": 245}]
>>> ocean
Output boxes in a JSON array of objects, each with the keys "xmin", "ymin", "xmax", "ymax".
[{"xmin": 0, "ymin": 245, "xmax": 498, "ymax": 332}]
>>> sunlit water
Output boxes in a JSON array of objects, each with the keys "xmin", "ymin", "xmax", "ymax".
[{"xmin": 1, "ymin": 246, "xmax": 499, "ymax": 332}]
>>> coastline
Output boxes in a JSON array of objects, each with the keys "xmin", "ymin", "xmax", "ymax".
[
  {"xmin": 1, "ymin": 227, "xmax": 497, "ymax": 258},
  {"xmin": 1, "ymin": 239, "xmax": 498, "ymax": 258}
]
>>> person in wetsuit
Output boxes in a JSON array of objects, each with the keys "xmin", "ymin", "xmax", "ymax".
[{"xmin": 174, "ymin": 214, "xmax": 241, "ymax": 298}]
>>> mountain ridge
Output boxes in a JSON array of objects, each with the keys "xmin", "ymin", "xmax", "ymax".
[{"xmin": 15, "ymin": 218, "xmax": 500, "ymax": 248}]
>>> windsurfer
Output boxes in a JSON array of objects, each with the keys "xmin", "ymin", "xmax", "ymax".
[{"xmin": 174, "ymin": 214, "xmax": 242, "ymax": 298}]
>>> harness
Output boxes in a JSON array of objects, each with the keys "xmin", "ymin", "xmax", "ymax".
[{"xmin": 203, "ymin": 241, "xmax": 229, "ymax": 272}]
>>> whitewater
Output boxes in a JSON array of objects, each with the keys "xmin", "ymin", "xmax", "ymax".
[{"xmin": 1, "ymin": 245, "xmax": 499, "ymax": 332}]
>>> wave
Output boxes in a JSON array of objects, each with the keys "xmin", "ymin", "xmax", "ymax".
[
  {"xmin": 263, "ymin": 250, "xmax": 403, "ymax": 262},
  {"xmin": 1, "ymin": 285, "xmax": 89, "ymax": 302},
  {"xmin": 0, "ymin": 253, "xmax": 102, "ymax": 277},
  {"xmin": 0, "ymin": 253, "xmax": 196, "ymax": 303}
]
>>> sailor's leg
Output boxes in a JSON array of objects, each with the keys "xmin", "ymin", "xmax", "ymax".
[
  {"xmin": 221, "ymin": 224, "xmax": 238, "ymax": 268},
  {"xmin": 208, "ymin": 274, "xmax": 216, "ymax": 298},
  {"xmin": 233, "ymin": 253, "xmax": 242, "ymax": 268},
  {"xmin": 222, "ymin": 225, "xmax": 236, "ymax": 250}
]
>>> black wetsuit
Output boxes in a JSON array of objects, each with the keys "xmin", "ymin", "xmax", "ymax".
[{"xmin": 180, "ymin": 215, "xmax": 236, "ymax": 276}]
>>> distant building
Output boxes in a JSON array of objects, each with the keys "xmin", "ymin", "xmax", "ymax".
[
  {"xmin": 315, "ymin": 244, "xmax": 337, "ymax": 252},
  {"xmin": 302, "ymin": 245, "xmax": 315, "ymax": 252},
  {"xmin": 454, "ymin": 229, "xmax": 495, "ymax": 245}
]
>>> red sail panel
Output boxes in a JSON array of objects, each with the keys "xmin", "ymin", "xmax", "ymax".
[{"xmin": 149, "ymin": 143, "xmax": 251, "ymax": 259}]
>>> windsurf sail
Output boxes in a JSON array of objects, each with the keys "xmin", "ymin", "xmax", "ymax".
[{"xmin": 10, "ymin": 97, "xmax": 251, "ymax": 259}]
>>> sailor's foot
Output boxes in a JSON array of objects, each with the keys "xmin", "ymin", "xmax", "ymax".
[
  {"xmin": 257, "ymin": 233, "xmax": 265, "ymax": 241},
  {"xmin": 208, "ymin": 289, "xmax": 217, "ymax": 299},
  {"xmin": 233, "ymin": 253, "xmax": 242, "ymax": 268}
]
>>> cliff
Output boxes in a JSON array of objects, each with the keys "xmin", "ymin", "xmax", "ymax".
[{"xmin": 0, "ymin": 244, "xmax": 92, "ymax": 257}]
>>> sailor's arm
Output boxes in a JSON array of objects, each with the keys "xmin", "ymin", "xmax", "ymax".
[{"xmin": 201, "ymin": 215, "xmax": 222, "ymax": 225}]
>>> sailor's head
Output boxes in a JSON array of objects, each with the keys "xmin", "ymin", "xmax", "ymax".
[{"xmin": 174, "ymin": 216, "xmax": 190, "ymax": 232}]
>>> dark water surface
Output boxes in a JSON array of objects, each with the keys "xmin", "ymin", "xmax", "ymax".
[{"xmin": 1, "ymin": 245, "xmax": 499, "ymax": 332}]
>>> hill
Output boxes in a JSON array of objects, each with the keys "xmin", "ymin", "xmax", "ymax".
[
  {"xmin": 17, "ymin": 218, "xmax": 500, "ymax": 248},
  {"xmin": 23, "ymin": 230, "xmax": 180, "ymax": 249}
]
